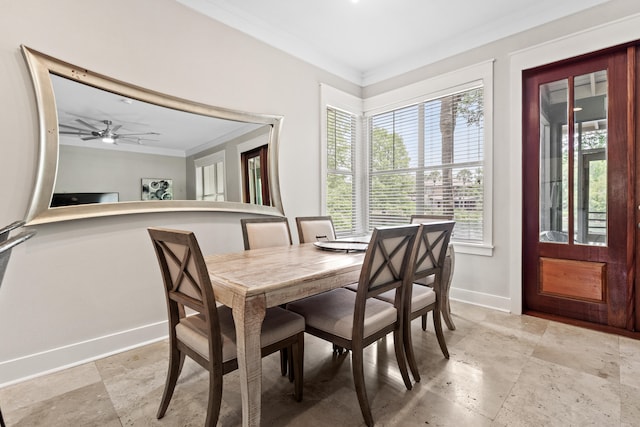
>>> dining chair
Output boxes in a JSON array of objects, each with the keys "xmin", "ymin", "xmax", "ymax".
[
  {"xmin": 240, "ymin": 216, "xmax": 294, "ymax": 377},
  {"xmin": 0, "ymin": 221, "xmax": 36, "ymax": 427},
  {"xmin": 410, "ymin": 214, "xmax": 457, "ymax": 330},
  {"xmin": 148, "ymin": 227, "xmax": 305, "ymax": 427},
  {"xmin": 295, "ymin": 216, "xmax": 336, "ymax": 243},
  {"xmin": 240, "ymin": 217, "xmax": 292, "ymax": 249},
  {"xmin": 375, "ymin": 221, "xmax": 454, "ymax": 382},
  {"xmin": 287, "ymin": 225, "xmax": 419, "ymax": 427}
]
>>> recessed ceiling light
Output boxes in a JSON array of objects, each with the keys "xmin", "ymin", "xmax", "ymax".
[{"xmin": 120, "ymin": 98, "xmax": 133, "ymax": 104}]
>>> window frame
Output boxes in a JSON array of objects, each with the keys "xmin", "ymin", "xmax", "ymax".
[
  {"xmin": 321, "ymin": 59, "xmax": 494, "ymax": 255},
  {"xmin": 320, "ymin": 84, "xmax": 365, "ymax": 236}
]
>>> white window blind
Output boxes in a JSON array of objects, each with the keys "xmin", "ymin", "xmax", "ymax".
[
  {"xmin": 195, "ymin": 151, "xmax": 226, "ymax": 201},
  {"xmin": 326, "ymin": 106, "xmax": 357, "ymax": 236},
  {"xmin": 368, "ymin": 87, "xmax": 485, "ymax": 242}
]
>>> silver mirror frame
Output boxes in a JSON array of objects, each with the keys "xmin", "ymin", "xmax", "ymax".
[{"xmin": 21, "ymin": 45, "xmax": 284, "ymax": 225}]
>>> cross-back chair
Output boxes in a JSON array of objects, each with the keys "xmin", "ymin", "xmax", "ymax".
[
  {"xmin": 410, "ymin": 214, "xmax": 456, "ymax": 330},
  {"xmin": 377, "ymin": 221, "xmax": 454, "ymax": 382},
  {"xmin": 0, "ymin": 220, "xmax": 36, "ymax": 427},
  {"xmin": 295, "ymin": 216, "xmax": 336, "ymax": 243},
  {"xmin": 287, "ymin": 225, "xmax": 419, "ymax": 427},
  {"xmin": 148, "ymin": 227, "xmax": 304, "ymax": 427}
]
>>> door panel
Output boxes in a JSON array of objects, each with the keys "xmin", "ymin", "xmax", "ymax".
[{"xmin": 523, "ymin": 48, "xmax": 632, "ymax": 329}]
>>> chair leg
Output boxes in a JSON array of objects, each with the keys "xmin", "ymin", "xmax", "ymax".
[
  {"xmin": 288, "ymin": 345, "xmax": 295, "ymax": 383},
  {"xmin": 441, "ymin": 296, "xmax": 456, "ymax": 330},
  {"xmin": 204, "ymin": 370, "xmax": 223, "ymax": 427},
  {"xmin": 433, "ymin": 306, "xmax": 450, "ymax": 359},
  {"xmin": 404, "ymin": 318, "xmax": 421, "ymax": 383},
  {"xmin": 351, "ymin": 345, "xmax": 374, "ymax": 427},
  {"xmin": 0, "ymin": 405, "xmax": 6, "ymax": 427},
  {"xmin": 157, "ymin": 347, "xmax": 185, "ymax": 419},
  {"xmin": 393, "ymin": 327, "xmax": 413, "ymax": 390},
  {"xmin": 292, "ymin": 333, "xmax": 304, "ymax": 402},
  {"xmin": 441, "ymin": 251, "xmax": 456, "ymax": 330},
  {"xmin": 280, "ymin": 348, "xmax": 288, "ymax": 376}
]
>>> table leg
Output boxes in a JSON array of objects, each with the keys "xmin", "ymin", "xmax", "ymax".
[
  {"xmin": 441, "ymin": 246, "xmax": 456, "ymax": 330},
  {"xmin": 232, "ymin": 294, "xmax": 267, "ymax": 427}
]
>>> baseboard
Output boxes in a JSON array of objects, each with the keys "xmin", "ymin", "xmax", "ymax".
[
  {"xmin": 449, "ymin": 287, "xmax": 511, "ymax": 312},
  {"xmin": 0, "ymin": 320, "xmax": 168, "ymax": 387}
]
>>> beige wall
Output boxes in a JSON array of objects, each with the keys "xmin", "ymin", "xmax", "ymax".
[
  {"xmin": 1, "ymin": 0, "xmax": 640, "ymax": 385},
  {"xmin": 57, "ymin": 145, "xmax": 187, "ymax": 201}
]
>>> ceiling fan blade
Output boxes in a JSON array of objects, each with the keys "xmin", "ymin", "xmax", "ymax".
[
  {"xmin": 59, "ymin": 131, "xmax": 93, "ymax": 136},
  {"xmin": 76, "ymin": 119, "xmax": 101, "ymax": 131},
  {"xmin": 111, "ymin": 124, "xmax": 122, "ymax": 132},
  {"xmin": 81, "ymin": 136, "xmax": 100, "ymax": 141},
  {"xmin": 118, "ymin": 132, "xmax": 161, "ymax": 137},
  {"xmin": 60, "ymin": 123, "xmax": 91, "ymax": 132}
]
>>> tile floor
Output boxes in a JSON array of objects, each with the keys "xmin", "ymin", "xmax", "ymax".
[{"xmin": 1, "ymin": 301, "xmax": 639, "ymax": 426}]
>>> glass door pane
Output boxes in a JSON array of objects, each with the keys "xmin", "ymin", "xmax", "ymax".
[
  {"xmin": 573, "ymin": 71, "xmax": 608, "ymax": 246},
  {"xmin": 248, "ymin": 155, "xmax": 263, "ymax": 205},
  {"xmin": 539, "ymin": 79, "xmax": 569, "ymax": 243}
]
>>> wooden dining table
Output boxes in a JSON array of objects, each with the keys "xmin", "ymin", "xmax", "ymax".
[{"xmin": 204, "ymin": 243, "xmax": 366, "ymax": 427}]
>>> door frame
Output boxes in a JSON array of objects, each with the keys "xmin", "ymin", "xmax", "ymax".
[
  {"xmin": 507, "ymin": 15, "xmax": 640, "ymax": 324},
  {"xmin": 521, "ymin": 48, "xmax": 633, "ymax": 329}
]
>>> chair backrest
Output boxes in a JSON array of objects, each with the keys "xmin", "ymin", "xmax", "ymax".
[
  {"xmin": 295, "ymin": 216, "xmax": 336, "ymax": 243},
  {"xmin": 240, "ymin": 217, "xmax": 292, "ymax": 250},
  {"xmin": 410, "ymin": 214, "xmax": 453, "ymax": 225},
  {"xmin": 0, "ymin": 220, "xmax": 25, "ymax": 242},
  {"xmin": 411, "ymin": 221, "xmax": 455, "ymax": 282},
  {"xmin": 354, "ymin": 225, "xmax": 419, "ymax": 318},
  {"xmin": 148, "ymin": 227, "xmax": 222, "ymax": 360},
  {"xmin": 0, "ymin": 230, "xmax": 36, "ymax": 287}
]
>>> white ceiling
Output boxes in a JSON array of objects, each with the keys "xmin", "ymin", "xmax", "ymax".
[
  {"xmin": 53, "ymin": 74, "xmax": 263, "ymax": 157},
  {"xmin": 177, "ymin": 0, "xmax": 610, "ymax": 85}
]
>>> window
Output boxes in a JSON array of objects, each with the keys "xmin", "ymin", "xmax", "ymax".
[
  {"xmin": 326, "ymin": 107, "xmax": 357, "ymax": 236},
  {"xmin": 368, "ymin": 87, "xmax": 485, "ymax": 242},
  {"xmin": 195, "ymin": 151, "xmax": 225, "ymax": 201},
  {"xmin": 322, "ymin": 60, "xmax": 493, "ymax": 254}
]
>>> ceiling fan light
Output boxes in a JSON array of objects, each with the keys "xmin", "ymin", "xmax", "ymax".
[{"xmin": 102, "ymin": 136, "xmax": 115, "ymax": 144}]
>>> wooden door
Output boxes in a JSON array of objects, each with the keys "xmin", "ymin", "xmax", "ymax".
[
  {"xmin": 522, "ymin": 46, "xmax": 636, "ymax": 330},
  {"xmin": 241, "ymin": 144, "xmax": 271, "ymax": 206}
]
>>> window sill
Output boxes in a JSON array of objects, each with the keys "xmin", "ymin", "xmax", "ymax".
[{"xmin": 451, "ymin": 241, "xmax": 494, "ymax": 257}]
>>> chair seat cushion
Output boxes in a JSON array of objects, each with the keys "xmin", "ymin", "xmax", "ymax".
[
  {"xmin": 376, "ymin": 284, "xmax": 436, "ymax": 313},
  {"xmin": 286, "ymin": 288, "xmax": 397, "ymax": 340},
  {"xmin": 176, "ymin": 306, "xmax": 305, "ymax": 363}
]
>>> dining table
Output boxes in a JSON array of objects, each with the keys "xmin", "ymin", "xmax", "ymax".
[{"xmin": 204, "ymin": 242, "xmax": 367, "ymax": 427}]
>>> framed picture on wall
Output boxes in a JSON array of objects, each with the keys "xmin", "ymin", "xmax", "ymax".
[{"xmin": 141, "ymin": 178, "xmax": 173, "ymax": 200}]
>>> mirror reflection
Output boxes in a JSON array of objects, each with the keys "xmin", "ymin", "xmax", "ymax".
[
  {"xmin": 21, "ymin": 46, "xmax": 284, "ymax": 225},
  {"xmin": 52, "ymin": 74, "xmax": 268, "ymax": 205}
]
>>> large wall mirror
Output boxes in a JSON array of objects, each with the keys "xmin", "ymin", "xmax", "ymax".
[{"xmin": 21, "ymin": 46, "xmax": 284, "ymax": 225}]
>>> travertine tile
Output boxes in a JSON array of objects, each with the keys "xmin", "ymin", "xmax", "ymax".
[
  {"xmin": 620, "ymin": 336, "xmax": 640, "ymax": 390},
  {"xmin": 418, "ymin": 355, "xmax": 518, "ymax": 419},
  {"xmin": 621, "ymin": 383, "xmax": 640, "ymax": 427},
  {"xmin": 0, "ymin": 362, "xmax": 102, "ymax": 412},
  {"xmin": 2, "ymin": 381, "xmax": 120, "ymax": 427},
  {"xmin": 532, "ymin": 321, "xmax": 620, "ymax": 382},
  {"xmin": 494, "ymin": 357, "xmax": 620, "ymax": 426},
  {"xmin": 1, "ymin": 301, "xmax": 636, "ymax": 427}
]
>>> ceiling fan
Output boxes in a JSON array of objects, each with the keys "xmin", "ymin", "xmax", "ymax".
[{"xmin": 59, "ymin": 119, "xmax": 160, "ymax": 144}]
